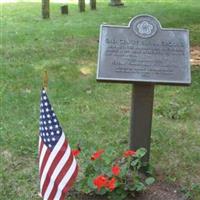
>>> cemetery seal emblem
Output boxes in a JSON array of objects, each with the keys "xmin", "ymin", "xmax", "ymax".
[
  {"xmin": 137, "ymin": 21, "xmax": 153, "ymax": 35},
  {"xmin": 131, "ymin": 15, "xmax": 159, "ymax": 38}
]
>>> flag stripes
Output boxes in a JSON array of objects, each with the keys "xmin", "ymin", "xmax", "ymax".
[
  {"xmin": 43, "ymin": 145, "xmax": 72, "ymax": 199},
  {"xmin": 38, "ymin": 89, "xmax": 78, "ymax": 200},
  {"xmin": 53, "ymin": 159, "xmax": 78, "ymax": 200},
  {"xmin": 41, "ymin": 141, "xmax": 68, "ymax": 196}
]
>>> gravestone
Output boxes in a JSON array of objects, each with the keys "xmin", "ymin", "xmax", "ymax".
[
  {"xmin": 61, "ymin": 5, "xmax": 68, "ymax": 15},
  {"xmin": 109, "ymin": 0, "xmax": 124, "ymax": 6},
  {"xmin": 96, "ymin": 15, "xmax": 191, "ymax": 163}
]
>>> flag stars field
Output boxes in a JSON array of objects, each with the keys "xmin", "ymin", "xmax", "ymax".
[{"xmin": 39, "ymin": 91, "xmax": 62, "ymax": 149}]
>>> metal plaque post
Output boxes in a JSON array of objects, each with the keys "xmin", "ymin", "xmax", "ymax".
[{"xmin": 130, "ymin": 83, "xmax": 154, "ymax": 163}]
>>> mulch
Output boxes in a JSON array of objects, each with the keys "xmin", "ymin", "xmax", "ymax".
[
  {"xmin": 135, "ymin": 182, "xmax": 187, "ymax": 200},
  {"xmin": 69, "ymin": 182, "xmax": 188, "ymax": 200}
]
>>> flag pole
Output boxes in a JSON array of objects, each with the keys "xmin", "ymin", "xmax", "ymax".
[
  {"xmin": 43, "ymin": 70, "xmax": 48, "ymax": 90},
  {"xmin": 39, "ymin": 70, "xmax": 48, "ymax": 199}
]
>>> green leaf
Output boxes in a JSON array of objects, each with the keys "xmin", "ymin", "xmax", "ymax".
[
  {"xmin": 135, "ymin": 182, "xmax": 146, "ymax": 192},
  {"xmin": 131, "ymin": 159, "xmax": 139, "ymax": 167},
  {"xmin": 87, "ymin": 177, "xmax": 96, "ymax": 189},
  {"xmin": 95, "ymin": 188, "xmax": 107, "ymax": 195},
  {"xmin": 85, "ymin": 163, "xmax": 95, "ymax": 175},
  {"xmin": 75, "ymin": 178, "xmax": 93, "ymax": 194},
  {"xmin": 145, "ymin": 177, "xmax": 155, "ymax": 185},
  {"xmin": 120, "ymin": 165, "xmax": 128, "ymax": 177},
  {"xmin": 104, "ymin": 156, "xmax": 111, "ymax": 165},
  {"xmin": 136, "ymin": 148, "xmax": 147, "ymax": 158},
  {"xmin": 108, "ymin": 188, "xmax": 128, "ymax": 200}
]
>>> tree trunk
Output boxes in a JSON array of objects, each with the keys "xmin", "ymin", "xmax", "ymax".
[
  {"xmin": 78, "ymin": 0, "xmax": 85, "ymax": 12},
  {"xmin": 90, "ymin": 0, "xmax": 96, "ymax": 10},
  {"xmin": 42, "ymin": 0, "xmax": 50, "ymax": 19},
  {"xmin": 109, "ymin": 0, "xmax": 124, "ymax": 6}
]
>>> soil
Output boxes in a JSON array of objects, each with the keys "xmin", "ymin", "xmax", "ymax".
[
  {"xmin": 69, "ymin": 182, "xmax": 188, "ymax": 200},
  {"xmin": 135, "ymin": 182, "xmax": 187, "ymax": 200},
  {"xmin": 191, "ymin": 46, "xmax": 200, "ymax": 66}
]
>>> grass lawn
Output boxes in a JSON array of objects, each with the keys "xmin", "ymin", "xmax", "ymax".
[{"xmin": 1, "ymin": 0, "xmax": 200, "ymax": 199}]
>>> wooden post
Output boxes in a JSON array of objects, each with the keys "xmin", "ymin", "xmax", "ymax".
[
  {"xmin": 90, "ymin": 0, "xmax": 96, "ymax": 10},
  {"xmin": 43, "ymin": 70, "xmax": 48, "ymax": 90},
  {"xmin": 42, "ymin": 0, "xmax": 50, "ymax": 19},
  {"xmin": 61, "ymin": 5, "xmax": 68, "ymax": 15},
  {"xmin": 78, "ymin": 0, "xmax": 85, "ymax": 12},
  {"xmin": 130, "ymin": 83, "xmax": 154, "ymax": 163}
]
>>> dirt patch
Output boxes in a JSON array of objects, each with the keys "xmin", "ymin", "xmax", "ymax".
[
  {"xmin": 69, "ymin": 182, "xmax": 187, "ymax": 200},
  {"xmin": 135, "ymin": 182, "xmax": 187, "ymax": 200},
  {"xmin": 191, "ymin": 46, "xmax": 200, "ymax": 66}
]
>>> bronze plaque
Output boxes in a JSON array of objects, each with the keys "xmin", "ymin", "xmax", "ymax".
[{"xmin": 96, "ymin": 15, "xmax": 191, "ymax": 85}]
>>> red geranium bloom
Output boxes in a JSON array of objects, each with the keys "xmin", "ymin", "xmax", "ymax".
[
  {"xmin": 72, "ymin": 149, "xmax": 80, "ymax": 157},
  {"xmin": 123, "ymin": 150, "xmax": 136, "ymax": 157},
  {"xmin": 91, "ymin": 149, "xmax": 105, "ymax": 160},
  {"xmin": 93, "ymin": 175, "xmax": 108, "ymax": 190},
  {"xmin": 106, "ymin": 177, "xmax": 116, "ymax": 191},
  {"xmin": 112, "ymin": 165, "xmax": 120, "ymax": 176}
]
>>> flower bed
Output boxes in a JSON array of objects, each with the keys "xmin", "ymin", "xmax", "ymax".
[{"xmin": 71, "ymin": 147, "xmax": 155, "ymax": 200}]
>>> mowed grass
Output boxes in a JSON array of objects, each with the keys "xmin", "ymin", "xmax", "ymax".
[{"xmin": 1, "ymin": 0, "xmax": 200, "ymax": 199}]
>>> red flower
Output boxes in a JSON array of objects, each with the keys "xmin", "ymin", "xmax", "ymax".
[
  {"xmin": 93, "ymin": 175, "xmax": 107, "ymax": 190},
  {"xmin": 123, "ymin": 150, "xmax": 136, "ymax": 157},
  {"xmin": 112, "ymin": 165, "xmax": 120, "ymax": 176},
  {"xmin": 106, "ymin": 177, "xmax": 116, "ymax": 191},
  {"xmin": 91, "ymin": 149, "xmax": 105, "ymax": 160},
  {"xmin": 72, "ymin": 149, "xmax": 80, "ymax": 157}
]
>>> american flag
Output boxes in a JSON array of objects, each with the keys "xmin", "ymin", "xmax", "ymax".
[{"xmin": 38, "ymin": 88, "xmax": 78, "ymax": 200}]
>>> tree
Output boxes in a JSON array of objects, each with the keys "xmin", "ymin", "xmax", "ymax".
[
  {"xmin": 90, "ymin": 0, "xmax": 96, "ymax": 10},
  {"xmin": 42, "ymin": 0, "xmax": 50, "ymax": 19},
  {"xmin": 78, "ymin": 0, "xmax": 85, "ymax": 12}
]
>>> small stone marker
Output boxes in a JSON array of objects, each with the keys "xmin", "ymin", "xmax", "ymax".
[
  {"xmin": 61, "ymin": 5, "xmax": 68, "ymax": 15},
  {"xmin": 96, "ymin": 15, "xmax": 191, "ymax": 163},
  {"xmin": 109, "ymin": 0, "xmax": 124, "ymax": 6}
]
